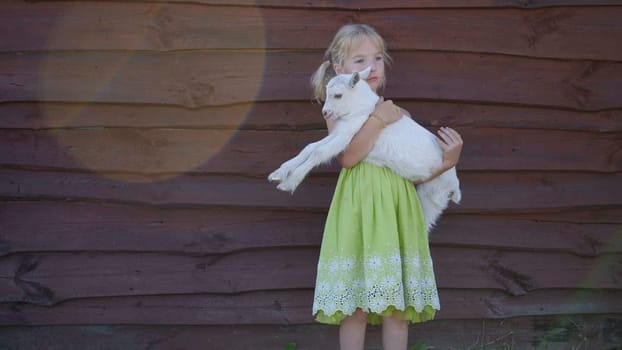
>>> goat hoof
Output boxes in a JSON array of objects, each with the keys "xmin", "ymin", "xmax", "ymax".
[
  {"xmin": 268, "ymin": 175, "xmax": 281, "ymax": 183},
  {"xmin": 268, "ymin": 167, "xmax": 291, "ymax": 184},
  {"xmin": 268, "ymin": 169, "xmax": 284, "ymax": 183},
  {"xmin": 277, "ymin": 182, "xmax": 296, "ymax": 193}
]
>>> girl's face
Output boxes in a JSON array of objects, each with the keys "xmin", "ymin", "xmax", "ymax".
[{"xmin": 334, "ymin": 36, "xmax": 385, "ymax": 93}]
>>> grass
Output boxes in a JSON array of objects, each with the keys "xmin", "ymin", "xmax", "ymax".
[{"xmin": 281, "ymin": 315, "xmax": 611, "ymax": 350}]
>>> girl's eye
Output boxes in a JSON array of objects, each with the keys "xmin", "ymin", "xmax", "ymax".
[
  {"xmin": 375, "ymin": 56, "xmax": 383, "ymax": 61},
  {"xmin": 334, "ymin": 94, "xmax": 342, "ymax": 99}
]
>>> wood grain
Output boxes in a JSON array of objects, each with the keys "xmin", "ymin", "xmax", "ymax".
[
  {"xmin": 1, "ymin": 202, "xmax": 621, "ymax": 257},
  {"xmin": 2, "ymin": 101, "xmax": 621, "ymax": 132},
  {"xmin": 3, "ymin": 2, "xmax": 621, "ymax": 60},
  {"xmin": 10, "ymin": 0, "xmax": 622, "ymax": 9},
  {"xmin": 0, "ymin": 202, "xmax": 325, "ymax": 256},
  {"xmin": 2, "ymin": 51, "xmax": 621, "ymax": 109},
  {"xmin": 1, "ymin": 289, "xmax": 621, "ymax": 325},
  {"xmin": 1, "ymin": 128, "xmax": 620, "ymax": 174},
  {"xmin": 0, "ymin": 314, "xmax": 620, "ymax": 349},
  {"xmin": 1, "ymin": 1, "xmax": 621, "ymax": 347},
  {"xmin": 0, "ymin": 248, "xmax": 619, "ymax": 305},
  {"xmin": 1, "ymin": 168, "xmax": 620, "ymax": 211}
]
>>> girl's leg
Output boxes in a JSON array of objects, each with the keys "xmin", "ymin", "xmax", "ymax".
[
  {"xmin": 339, "ymin": 308, "xmax": 368, "ymax": 350},
  {"xmin": 382, "ymin": 315, "xmax": 408, "ymax": 350}
]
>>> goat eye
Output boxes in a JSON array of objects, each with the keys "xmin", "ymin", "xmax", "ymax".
[{"xmin": 334, "ymin": 94, "xmax": 342, "ymax": 99}]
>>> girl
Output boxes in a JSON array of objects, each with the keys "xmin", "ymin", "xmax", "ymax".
[{"xmin": 310, "ymin": 24, "xmax": 463, "ymax": 350}]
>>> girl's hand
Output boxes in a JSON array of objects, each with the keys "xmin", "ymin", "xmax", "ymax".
[
  {"xmin": 436, "ymin": 127, "xmax": 463, "ymax": 169},
  {"xmin": 372, "ymin": 97, "xmax": 401, "ymax": 126}
]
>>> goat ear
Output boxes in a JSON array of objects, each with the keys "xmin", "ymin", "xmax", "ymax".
[
  {"xmin": 358, "ymin": 66, "xmax": 372, "ymax": 80},
  {"xmin": 349, "ymin": 72, "xmax": 360, "ymax": 88}
]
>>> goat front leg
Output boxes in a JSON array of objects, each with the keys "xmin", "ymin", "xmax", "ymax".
[
  {"xmin": 268, "ymin": 142, "xmax": 320, "ymax": 184},
  {"xmin": 276, "ymin": 132, "xmax": 352, "ymax": 193},
  {"xmin": 268, "ymin": 133, "xmax": 338, "ymax": 187}
]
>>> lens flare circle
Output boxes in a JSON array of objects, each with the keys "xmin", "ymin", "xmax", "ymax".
[{"xmin": 41, "ymin": 2, "xmax": 266, "ymax": 183}]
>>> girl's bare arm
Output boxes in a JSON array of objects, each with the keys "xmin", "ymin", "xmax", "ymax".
[
  {"xmin": 327, "ymin": 98, "xmax": 401, "ymax": 168},
  {"xmin": 415, "ymin": 127, "xmax": 464, "ymax": 185}
]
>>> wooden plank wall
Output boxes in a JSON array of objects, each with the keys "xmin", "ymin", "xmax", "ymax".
[{"xmin": 1, "ymin": 1, "xmax": 621, "ymax": 349}]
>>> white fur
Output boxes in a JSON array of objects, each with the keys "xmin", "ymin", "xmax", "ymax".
[{"xmin": 268, "ymin": 67, "xmax": 461, "ymax": 233}]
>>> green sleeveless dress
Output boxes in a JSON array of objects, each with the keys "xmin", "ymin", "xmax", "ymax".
[{"xmin": 312, "ymin": 161, "xmax": 440, "ymax": 325}]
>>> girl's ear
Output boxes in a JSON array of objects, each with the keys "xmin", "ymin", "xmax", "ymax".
[{"xmin": 333, "ymin": 63, "xmax": 343, "ymax": 74}]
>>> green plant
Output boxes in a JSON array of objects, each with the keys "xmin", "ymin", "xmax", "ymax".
[{"xmin": 410, "ymin": 340, "xmax": 427, "ymax": 350}]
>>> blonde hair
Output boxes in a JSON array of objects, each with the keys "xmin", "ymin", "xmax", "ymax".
[{"xmin": 311, "ymin": 24, "xmax": 391, "ymax": 102}]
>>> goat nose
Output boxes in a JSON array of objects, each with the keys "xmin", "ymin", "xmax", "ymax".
[{"xmin": 322, "ymin": 110, "xmax": 329, "ymax": 118}]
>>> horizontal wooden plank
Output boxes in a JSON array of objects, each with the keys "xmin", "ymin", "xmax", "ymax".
[
  {"xmin": 3, "ymin": 3, "xmax": 622, "ymax": 60},
  {"xmin": 431, "ymin": 211, "xmax": 622, "ymax": 257},
  {"xmin": 0, "ymin": 202, "xmax": 325, "ymax": 256},
  {"xmin": 0, "ymin": 290, "xmax": 315, "ymax": 326},
  {"xmin": 2, "ymin": 202, "xmax": 621, "ymax": 257},
  {"xmin": 1, "ymin": 289, "xmax": 621, "ymax": 325},
  {"xmin": 437, "ymin": 249, "xmax": 622, "ymax": 296},
  {"xmin": 1, "ymin": 169, "xmax": 620, "ymax": 212},
  {"xmin": 100, "ymin": 0, "xmax": 622, "ymax": 8},
  {"xmin": 408, "ymin": 102, "xmax": 622, "ymax": 132},
  {"xmin": 1, "ymin": 128, "xmax": 620, "ymax": 173},
  {"xmin": 450, "ymin": 171, "xmax": 622, "ymax": 213},
  {"xmin": 0, "ymin": 314, "xmax": 621, "ymax": 350},
  {"xmin": 21, "ymin": 0, "xmax": 622, "ymax": 9},
  {"xmin": 439, "ymin": 289, "xmax": 622, "ymax": 320},
  {"xmin": 2, "ymin": 51, "xmax": 621, "ymax": 110},
  {"xmin": 0, "ymin": 248, "xmax": 620, "ymax": 305},
  {"xmin": 2, "ymin": 101, "xmax": 621, "ymax": 132}
]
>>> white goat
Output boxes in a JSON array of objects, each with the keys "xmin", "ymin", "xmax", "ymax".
[{"xmin": 268, "ymin": 67, "xmax": 461, "ymax": 232}]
